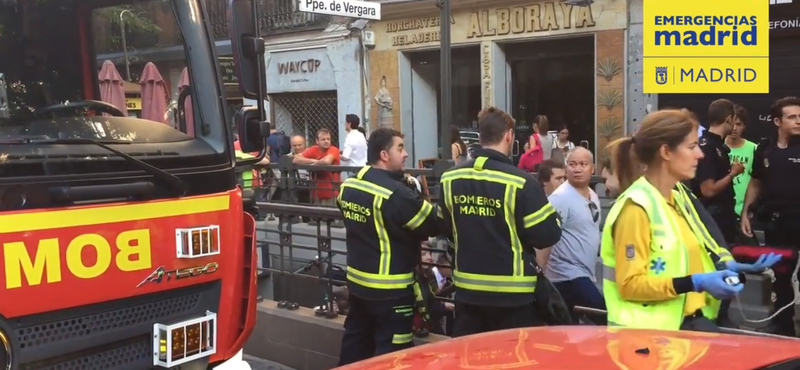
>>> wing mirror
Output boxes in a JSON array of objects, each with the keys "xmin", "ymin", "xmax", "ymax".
[
  {"xmin": 229, "ymin": 0, "xmax": 268, "ymax": 164},
  {"xmin": 228, "ymin": 0, "xmax": 265, "ymax": 101},
  {"xmin": 234, "ymin": 106, "xmax": 268, "ymax": 160}
]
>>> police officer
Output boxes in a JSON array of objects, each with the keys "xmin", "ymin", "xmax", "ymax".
[
  {"xmin": 742, "ymin": 96, "xmax": 800, "ymax": 337},
  {"xmin": 690, "ymin": 99, "xmax": 744, "ymax": 327},
  {"xmin": 336, "ymin": 127, "xmax": 439, "ymax": 365},
  {"xmin": 438, "ymin": 107, "xmax": 562, "ymax": 337},
  {"xmin": 692, "ymin": 98, "xmax": 742, "ymax": 244}
]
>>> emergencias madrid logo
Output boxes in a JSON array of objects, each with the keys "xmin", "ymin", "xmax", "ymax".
[{"xmin": 643, "ymin": 0, "xmax": 769, "ymax": 94}]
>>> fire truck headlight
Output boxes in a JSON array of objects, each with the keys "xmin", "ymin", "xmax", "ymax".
[
  {"xmin": 153, "ymin": 312, "xmax": 217, "ymax": 368},
  {"xmin": 0, "ymin": 330, "xmax": 11, "ymax": 370},
  {"xmin": 175, "ymin": 225, "xmax": 220, "ymax": 259}
]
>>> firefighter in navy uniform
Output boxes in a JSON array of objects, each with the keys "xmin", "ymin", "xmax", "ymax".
[
  {"xmin": 438, "ymin": 107, "xmax": 563, "ymax": 337},
  {"xmin": 336, "ymin": 128, "xmax": 440, "ymax": 365},
  {"xmin": 741, "ymin": 97, "xmax": 800, "ymax": 337}
]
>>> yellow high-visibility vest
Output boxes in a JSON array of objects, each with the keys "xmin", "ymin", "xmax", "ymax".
[
  {"xmin": 600, "ymin": 177, "xmax": 732, "ymax": 330},
  {"xmin": 235, "ymin": 150, "xmax": 254, "ymax": 188}
]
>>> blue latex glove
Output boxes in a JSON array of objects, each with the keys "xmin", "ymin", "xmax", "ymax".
[
  {"xmin": 726, "ymin": 253, "xmax": 782, "ymax": 273},
  {"xmin": 691, "ymin": 270, "xmax": 744, "ymax": 299}
]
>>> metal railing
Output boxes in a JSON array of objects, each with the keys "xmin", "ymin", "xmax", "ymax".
[
  {"xmin": 251, "ymin": 159, "xmax": 610, "ymax": 329},
  {"xmin": 248, "ymin": 157, "xmax": 458, "ymax": 214},
  {"xmin": 255, "ymin": 201, "xmax": 458, "ymax": 337},
  {"xmin": 249, "ymin": 156, "xmax": 611, "ymax": 209},
  {"xmin": 572, "ymin": 306, "xmax": 797, "ymax": 339},
  {"xmin": 249, "ymin": 160, "xmax": 791, "ymax": 339}
]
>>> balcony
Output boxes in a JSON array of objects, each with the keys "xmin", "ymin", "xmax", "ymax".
[{"xmin": 206, "ymin": 0, "xmax": 331, "ymax": 40}]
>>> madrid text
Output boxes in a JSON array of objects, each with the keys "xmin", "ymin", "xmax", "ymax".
[
  {"xmin": 653, "ymin": 15, "xmax": 758, "ymax": 46},
  {"xmin": 453, "ymin": 195, "xmax": 502, "ymax": 217},
  {"xmin": 340, "ymin": 200, "xmax": 371, "ymax": 223},
  {"xmin": 680, "ymin": 68, "xmax": 757, "ymax": 83}
]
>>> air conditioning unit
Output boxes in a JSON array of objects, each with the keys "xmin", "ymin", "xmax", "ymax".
[{"xmin": 363, "ymin": 31, "xmax": 376, "ymax": 48}]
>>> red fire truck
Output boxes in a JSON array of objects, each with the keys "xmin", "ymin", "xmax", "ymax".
[{"xmin": 0, "ymin": 0, "xmax": 272, "ymax": 368}]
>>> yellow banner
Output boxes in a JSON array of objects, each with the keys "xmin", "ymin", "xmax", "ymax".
[
  {"xmin": 125, "ymin": 97, "xmax": 142, "ymax": 110},
  {"xmin": 643, "ymin": 0, "xmax": 769, "ymax": 93}
]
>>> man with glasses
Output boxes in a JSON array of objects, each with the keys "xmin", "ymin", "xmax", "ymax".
[{"xmin": 543, "ymin": 147, "xmax": 606, "ymax": 324}]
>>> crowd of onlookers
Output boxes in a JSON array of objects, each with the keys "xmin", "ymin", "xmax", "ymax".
[{"xmin": 238, "ymin": 114, "xmax": 368, "ymax": 219}]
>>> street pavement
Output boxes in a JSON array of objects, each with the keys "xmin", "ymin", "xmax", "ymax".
[{"xmin": 245, "ymin": 355, "xmax": 298, "ymax": 370}]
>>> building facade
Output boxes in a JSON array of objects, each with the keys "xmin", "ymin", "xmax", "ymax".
[
  {"xmin": 93, "ymin": 0, "xmax": 366, "ymax": 148},
  {"xmin": 368, "ymin": 0, "xmax": 628, "ymax": 165},
  {"xmin": 263, "ymin": 35, "xmax": 365, "ymax": 149}
]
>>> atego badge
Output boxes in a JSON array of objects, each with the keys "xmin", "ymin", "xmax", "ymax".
[{"xmin": 137, "ymin": 262, "xmax": 219, "ymax": 288}]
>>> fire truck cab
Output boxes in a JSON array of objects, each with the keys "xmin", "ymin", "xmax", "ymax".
[{"xmin": 0, "ymin": 0, "xmax": 265, "ymax": 368}]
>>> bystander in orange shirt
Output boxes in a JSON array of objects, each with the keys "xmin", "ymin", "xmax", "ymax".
[{"xmin": 301, "ymin": 145, "xmax": 341, "ymax": 200}]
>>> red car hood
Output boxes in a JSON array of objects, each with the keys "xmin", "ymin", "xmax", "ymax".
[{"xmin": 335, "ymin": 326, "xmax": 800, "ymax": 370}]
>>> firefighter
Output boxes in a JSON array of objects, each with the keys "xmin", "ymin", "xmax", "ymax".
[
  {"xmin": 601, "ymin": 109, "xmax": 778, "ymax": 332},
  {"xmin": 336, "ymin": 128, "xmax": 439, "ymax": 366},
  {"xmin": 438, "ymin": 107, "xmax": 563, "ymax": 337}
]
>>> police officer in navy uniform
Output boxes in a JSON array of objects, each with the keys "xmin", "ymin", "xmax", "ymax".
[
  {"xmin": 692, "ymin": 99, "xmax": 742, "ymax": 244},
  {"xmin": 741, "ymin": 96, "xmax": 800, "ymax": 337},
  {"xmin": 438, "ymin": 107, "xmax": 562, "ymax": 337},
  {"xmin": 336, "ymin": 128, "xmax": 440, "ymax": 365},
  {"xmin": 689, "ymin": 100, "xmax": 743, "ymax": 327}
]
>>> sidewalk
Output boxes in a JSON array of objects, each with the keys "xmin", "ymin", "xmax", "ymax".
[{"xmin": 245, "ymin": 355, "xmax": 299, "ymax": 370}]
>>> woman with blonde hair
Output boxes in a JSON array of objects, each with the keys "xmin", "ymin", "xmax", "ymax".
[{"xmin": 599, "ymin": 109, "xmax": 779, "ymax": 332}]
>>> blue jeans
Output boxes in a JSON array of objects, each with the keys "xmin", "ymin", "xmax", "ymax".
[{"xmin": 552, "ymin": 277, "xmax": 607, "ymax": 325}]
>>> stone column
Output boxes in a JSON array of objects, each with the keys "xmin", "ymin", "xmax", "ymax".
[
  {"xmin": 480, "ymin": 40, "xmax": 493, "ymax": 108},
  {"xmin": 626, "ymin": 0, "xmax": 657, "ymax": 133}
]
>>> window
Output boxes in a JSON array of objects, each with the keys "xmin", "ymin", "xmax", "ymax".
[
  {"xmin": 0, "ymin": 0, "xmax": 226, "ymax": 148},
  {"xmin": 90, "ymin": 0, "xmax": 205, "ymax": 141},
  {"xmin": 509, "ymin": 36, "xmax": 596, "ymax": 156},
  {"xmin": 409, "ymin": 47, "xmax": 482, "ymax": 137}
]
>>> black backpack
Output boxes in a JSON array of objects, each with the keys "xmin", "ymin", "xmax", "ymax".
[{"xmin": 274, "ymin": 132, "xmax": 291, "ymax": 156}]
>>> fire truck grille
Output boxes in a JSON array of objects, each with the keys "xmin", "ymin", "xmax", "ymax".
[
  {"xmin": 5, "ymin": 281, "xmax": 221, "ymax": 370},
  {"xmin": 21, "ymin": 337, "xmax": 150, "ymax": 370},
  {"xmin": 16, "ymin": 294, "xmax": 199, "ymax": 350}
]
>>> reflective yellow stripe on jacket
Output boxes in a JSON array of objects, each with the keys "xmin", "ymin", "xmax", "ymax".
[
  {"xmin": 442, "ymin": 157, "xmax": 537, "ymax": 293},
  {"xmin": 340, "ymin": 166, "xmax": 414, "ymax": 289}
]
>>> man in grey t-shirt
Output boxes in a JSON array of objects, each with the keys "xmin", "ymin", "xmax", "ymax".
[{"xmin": 544, "ymin": 147, "xmax": 606, "ymax": 324}]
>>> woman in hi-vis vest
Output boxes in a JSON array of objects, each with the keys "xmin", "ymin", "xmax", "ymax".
[{"xmin": 600, "ymin": 110, "xmax": 780, "ymax": 332}]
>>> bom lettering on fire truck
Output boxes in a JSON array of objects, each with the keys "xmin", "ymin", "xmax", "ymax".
[{"xmin": 3, "ymin": 229, "xmax": 152, "ymax": 289}]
